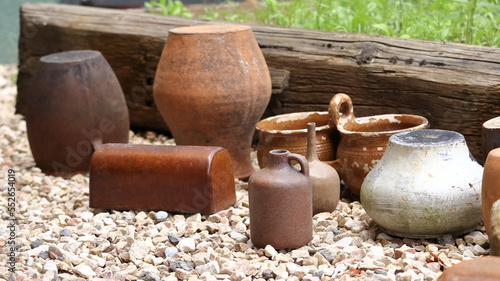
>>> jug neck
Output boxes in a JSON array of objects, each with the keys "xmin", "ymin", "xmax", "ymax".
[
  {"xmin": 268, "ymin": 149, "xmax": 291, "ymax": 168},
  {"xmin": 306, "ymin": 122, "xmax": 319, "ymax": 162}
]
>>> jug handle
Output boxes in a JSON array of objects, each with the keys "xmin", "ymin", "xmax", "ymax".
[
  {"xmin": 288, "ymin": 153, "xmax": 309, "ymax": 176},
  {"xmin": 328, "ymin": 93, "xmax": 356, "ymax": 128}
]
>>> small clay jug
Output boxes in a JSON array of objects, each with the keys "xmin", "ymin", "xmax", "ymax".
[
  {"xmin": 305, "ymin": 122, "xmax": 340, "ymax": 214},
  {"xmin": 482, "ymin": 147, "xmax": 500, "ymax": 235},
  {"xmin": 482, "ymin": 116, "xmax": 500, "ymax": 163},
  {"xmin": 329, "ymin": 93, "xmax": 429, "ymax": 195},
  {"xmin": 25, "ymin": 50, "xmax": 129, "ymax": 178},
  {"xmin": 248, "ymin": 149, "xmax": 312, "ymax": 249},
  {"xmin": 153, "ymin": 24, "xmax": 272, "ymax": 180}
]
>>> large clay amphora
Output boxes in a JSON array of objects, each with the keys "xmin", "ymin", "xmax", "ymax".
[
  {"xmin": 25, "ymin": 50, "xmax": 129, "ymax": 178},
  {"xmin": 248, "ymin": 149, "xmax": 312, "ymax": 249},
  {"xmin": 153, "ymin": 25, "xmax": 272, "ymax": 180},
  {"xmin": 329, "ymin": 93, "xmax": 428, "ymax": 195}
]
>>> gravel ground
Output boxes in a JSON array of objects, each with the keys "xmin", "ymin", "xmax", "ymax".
[{"xmin": 0, "ymin": 64, "xmax": 491, "ymax": 281}]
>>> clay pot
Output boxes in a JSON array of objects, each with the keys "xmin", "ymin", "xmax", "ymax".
[
  {"xmin": 25, "ymin": 50, "xmax": 129, "ymax": 178},
  {"xmin": 329, "ymin": 93, "xmax": 428, "ymax": 195},
  {"xmin": 361, "ymin": 129, "xmax": 483, "ymax": 238},
  {"xmin": 437, "ymin": 256, "xmax": 500, "ymax": 281},
  {"xmin": 248, "ymin": 149, "xmax": 312, "ymax": 249},
  {"xmin": 255, "ymin": 111, "xmax": 339, "ymax": 168},
  {"xmin": 305, "ymin": 122, "xmax": 340, "ymax": 214},
  {"xmin": 482, "ymin": 116, "xmax": 500, "ymax": 163},
  {"xmin": 482, "ymin": 147, "xmax": 500, "ymax": 235},
  {"xmin": 90, "ymin": 144, "xmax": 235, "ymax": 214},
  {"xmin": 153, "ymin": 24, "xmax": 272, "ymax": 180}
]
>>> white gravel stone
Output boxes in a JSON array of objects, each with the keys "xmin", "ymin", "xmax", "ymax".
[
  {"xmin": 264, "ymin": 244, "xmax": 278, "ymax": 257},
  {"xmin": 178, "ymin": 237, "xmax": 196, "ymax": 252},
  {"xmin": 73, "ymin": 264, "xmax": 97, "ymax": 278}
]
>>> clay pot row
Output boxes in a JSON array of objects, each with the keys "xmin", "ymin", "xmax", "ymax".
[
  {"xmin": 25, "ymin": 24, "xmax": 263, "ymax": 215},
  {"xmin": 256, "ymin": 93, "xmax": 429, "ymax": 195}
]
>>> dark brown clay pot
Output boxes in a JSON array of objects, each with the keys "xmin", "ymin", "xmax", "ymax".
[
  {"xmin": 25, "ymin": 50, "xmax": 129, "ymax": 178},
  {"xmin": 89, "ymin": 144, "xmax": 235, "ymax": 214},
  {"xmin": 482, "ymin": 116, "xmax": 500, "ymax": 163},
  {"xmin": 255, "ymin": 111, "xmax": 339, "ymax": 169},
  {"xmin": 248, "ymin": 149, "xmax": 312, "ymax": 249},
  {"xmin": 482, "ymin": 148, "xmax": 500, "ymax": 235},
  {"xmin": 328, "ymin": 93, "xmax": 429, "ymax": 195},
  {"xmin": 153, "ymin": 24, "xmax": 272, "ymax": 180},
  {"xmin": 305, "ymin": 122, "xmax": 340, "ymax": 215},
  {"xmin": 437, "ymin": 256, "xmax": 500, "ymax": 281}
]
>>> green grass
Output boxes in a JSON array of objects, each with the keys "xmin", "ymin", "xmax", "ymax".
[{"xmin": 145, "ymin": 0, "xmax": 499, "ymax": 47}]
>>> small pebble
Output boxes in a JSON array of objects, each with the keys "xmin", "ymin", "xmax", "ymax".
[
  {"xmin": 155, "ymin": 211, "xmax": 169, "ymax": 223},
  {"xmin": 168, "ymin": 234, "xmax": 182, "ymax": 245}
]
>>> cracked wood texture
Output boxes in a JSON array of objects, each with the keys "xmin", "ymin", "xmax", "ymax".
[{"xmin": 17, "ymin": 3, "xmax": 500, "ymax": 161}]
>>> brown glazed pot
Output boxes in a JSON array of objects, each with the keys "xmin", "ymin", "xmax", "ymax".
[
  {"xmin": 256, "ymin": 111, "xmax": 339, "ymax": 169},
  {"xmin": 328, "ymin": 93, "xmax": 429, "ymax": 195},
  {"xmin": 482, "ymin": 148, "xmax": 500, "ymax": 235},
  {"xmin": 89, "ymin": 144, "xmax": 235, "ymax": 214},
  {"xmin": 25, "ymin": 50, "xmax": 129, "ymax": 178},
  {"xmin": 305, "ymin": 122, "xmax": 340, "ymax": 215},
  {"xmin": 482, "ymin": 116, "xmax": 500, "ymax": 163},
  {"xmin": 437, "ymin": 256, "xmax": 500, "ymax": 281},
  {"xmin": 153, "ymin": 25, "xmax": 272, "ymax": 180},
  {"xmin": 248, "ymin": 149, "xmax": 312, "ymax": 249}
]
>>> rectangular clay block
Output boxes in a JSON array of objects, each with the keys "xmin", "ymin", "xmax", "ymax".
[{"xmin": 89, "ymin": 144, "xmax": 236, "ymax": 214}]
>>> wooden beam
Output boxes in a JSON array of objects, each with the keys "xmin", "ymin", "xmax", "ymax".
[{"xmin": 17, "ymin": 3, "xmax": 500, "ymax": 160}]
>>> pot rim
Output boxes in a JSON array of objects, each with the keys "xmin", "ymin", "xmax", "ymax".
[
  {"xmin": 256, "ymin": 111, "xmax": 331, "ymax": 135},
  {"xmin": 338, "ymin": 113, "xmax": 429, "ymax": 135}
]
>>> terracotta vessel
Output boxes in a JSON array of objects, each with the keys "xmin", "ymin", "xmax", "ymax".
[
  {"xmin": 491, "ymin": 199, "xmax": 500, "ymax": 256},
  {"xmin": 90, "ymin": 144, "xmax": 235, "ymax": 214},
  {"xmin": 153, "ymin": 24, "xmax": 272, "ymax": 180},
  {"xmin": 482, "ymin": 116, "xmax": 500, "ymax": 163},
  {"xmin": 248, "ymin": 149, "xmax": 312, "ymax": 249},
  {"xmin": 305, "ymin": 122, "xmax": 340, "ymax": 214},
  {"xmin": 437, "ymin": 256, "xmax": 500, "ymax": 281},
  {"xmin": 329, "ymin": 93, "xmax": 428, "ymax": 195},
  {"xmin": 361, "ymin": 129, "xmax": 483, "ymax": 238},
  {"xmin": 25, "ymin": 50, "xmax": 129, "ymax": 178},
  {"xmin": 482, "ymin": 148, "xmax": 500, "ymax": 235},
  {"xmin": 256, "ymin": 111, "xmax": 339, "ymax": 168}
]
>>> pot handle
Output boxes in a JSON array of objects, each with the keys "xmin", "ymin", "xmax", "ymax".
[
  {"xmin": 328, "ymin": 93, "xmax": 356, "ymax": 128},
  {"xmin": 288, "ymin": 153, "xmax": 309, "ymax": 176}
]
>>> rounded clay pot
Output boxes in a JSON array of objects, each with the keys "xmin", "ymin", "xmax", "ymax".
[
  {"xmin": 482, "ymin": 147, "xmax": 500, "ymax": 235},
  {"xmin": 248, "ymin": 149, "xmax": 312, "ymax": 249},
  {"xmin": 437, "ymin": 256, "xmax": 500, "ymax": 281},
  {"xmin": 361, "ymin": 129, "xmax": 483, "ymax": 238},
  {"xmin": 482, "ymin": 116, "xmax": 500, "ymax": 163},
  {"xmin": 305, "ymin": 122, "xmax": 340, "ymax": 215},
  {"xmin": 329, "ymin": 93, "xmax": 429, "ymax": 195},
  {"xmin": 25, "ymin": 50, "xmax": 129, "ymax": 178},
  {"xmin": 153, "ymin": 25, "xmax": 272, "ymax": 180},
  {"xmin": 255, "ymin": 111, "xmax": 339, "ymax": 169}
]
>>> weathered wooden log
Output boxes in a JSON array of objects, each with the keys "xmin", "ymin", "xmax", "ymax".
[{"xmin": 17, "ymin": 3, "xmax": 500, "ymax": 160}]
